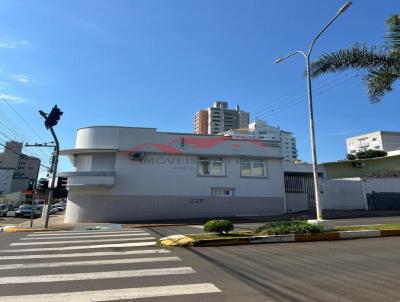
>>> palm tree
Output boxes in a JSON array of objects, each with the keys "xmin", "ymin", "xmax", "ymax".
[{"xmin": 309, "ymin": 15, "xmax": 400, "ymax": 102}]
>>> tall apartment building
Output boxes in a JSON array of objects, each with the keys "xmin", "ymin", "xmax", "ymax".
[
  {"xmin": 0, "ymin": 141, "xmax": 40, "ymax": 193},
  {"xmin": 194, "ymin": 101, "xmax": 250, "ymax": 135},
  {"xmin": 346, "ymin": 131, "xmax": 400, "ymax": 155},
  {"xmin": 221, "ymin": 120, "xmax": 298, "ymax": 161}
]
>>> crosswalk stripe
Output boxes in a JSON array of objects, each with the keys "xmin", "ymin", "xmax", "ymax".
[
  {"xmin": 0, "ymin": 256, "xmax": 181, "ymax": 270},
  {"xmin": 11, "ymin": 237, "xmax": 155, "ymax": 246},
  {"xmin": 21, "ymin": 233, "xmax": 151, "ymax": 240},
  {"xmin": 0, "ymin": 283, "xmax": 221, "ymax": 302},
  {"xmin": 0, "ymin": 267, "xmax": 196, "ymax": 284},
  {"xmin": 0, "ymin": 241, "xmax": 156, "ymax": 253},
  {"xmin": 27, "ymin": 230, "xmax": 144, "ymax": 236},
  {"xmin": 0, "ymin": 249, "xmax": 170, "ymax": 260}
]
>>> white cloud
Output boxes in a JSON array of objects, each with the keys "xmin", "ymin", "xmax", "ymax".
[
  {"xmin": 0, "ymin": 81, "xmax": 11, "ymax": 89},
  {"xmin": 12, "ymin": 74, "xmax": 30, "ymax": 83},
  {"xmin": 0, "ymin": 39, "xmax": 29, "ymax": 49},
  {"xmin": 0, "ymin": 93, "xmax": 27, "ymax": 103}
]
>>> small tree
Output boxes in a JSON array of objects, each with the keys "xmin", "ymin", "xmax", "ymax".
[
  {"xmin": 347, "ymin": 150, "xmax": 387, "ymax": 160},
  {"xmin": 356, "ymin": 150, "xmax": 387, "ymax": 159},
  {"xmin": 203, "ymin": 220, "xmax": 234, "ymax": 235}
]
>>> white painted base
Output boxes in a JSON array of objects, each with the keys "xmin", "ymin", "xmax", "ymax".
[{"xmin": 307, "ymin": 219, "xmax": 334, "ymax": 231}]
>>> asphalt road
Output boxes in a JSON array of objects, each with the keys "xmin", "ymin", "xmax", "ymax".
[
  {"xmin": 0, "ymin": 211, "xmax": 30, "ymax": 227},
  {"xmin": 0, "ymin": 227, "xmax": 399, "ymax": 301}
]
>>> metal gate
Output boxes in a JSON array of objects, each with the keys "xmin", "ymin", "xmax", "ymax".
[
  {"xmin": 321, "ymin": 179, "xmax": 368, "ymax": 210},
  {"xmin": 284, "ymin": 175, "xmax": 315, "ymax": 210}
]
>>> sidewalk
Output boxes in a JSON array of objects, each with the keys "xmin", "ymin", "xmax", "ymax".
[{"xmin": 4, "ymin": 214, "xmax": 123, "ymax": 232}]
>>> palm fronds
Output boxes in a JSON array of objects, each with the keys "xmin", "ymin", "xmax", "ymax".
[
  {"xmin": 308, "ymin": 15, "xmax": 400, "ymax": 103},
  {"xmin": 386, "ymin": 15, "xmax": 400, "ymax": 50}
]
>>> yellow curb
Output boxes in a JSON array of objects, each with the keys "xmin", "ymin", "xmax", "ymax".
[
  {"xmin": 159, "ymin": 235, "xmax": 194, "ymax": 246},
  {"xmin": 380, "ymin": 229, "xmax": 400, "ymax": 237},
  {"xmin": 295, "ymin": 232, "xmax": 341, "ymax": 242},
  {"xmin": 3, "ymin": 227, "xmax": 64, "ymax": 233},
  {"xmin": 194, "ymin": 238, "xmax": 250, "ymax": 247}
]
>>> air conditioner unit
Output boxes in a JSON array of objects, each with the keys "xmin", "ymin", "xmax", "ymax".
[
  {"xmin": 130, "ymin": 152, "xmax": 145, "ymax": 161},
  {"xmin": 352, "ymin": 161, "xmax": 365, "ymax": 168}
]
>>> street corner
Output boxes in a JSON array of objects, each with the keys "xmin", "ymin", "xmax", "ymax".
[
  {"xmin": 159, "ymin": 234, "xmax": 194, "ymax": 246},
  {"xmin": 1, "ymin": 226, "xmax": 65, "ymax": 233}
]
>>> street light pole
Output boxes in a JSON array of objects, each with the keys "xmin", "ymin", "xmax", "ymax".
[{"xmin": 274, "ymin": 1, "xmax": 352, "ymax": 221}]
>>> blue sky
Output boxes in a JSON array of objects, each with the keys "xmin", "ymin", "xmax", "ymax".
[{"xmin": 0, "ymin": 0, "xmax": 398, "ymax": 175}]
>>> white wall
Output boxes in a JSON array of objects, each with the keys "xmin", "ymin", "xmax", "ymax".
[
  {"xmin": 365, "ymin": 178, "xmax": 400, "ymax": 193},
  {"xmin": 110, "ymin": 154, "xmax": 284, "ymax": 198}
]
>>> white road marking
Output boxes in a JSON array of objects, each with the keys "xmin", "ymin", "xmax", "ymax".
[
  {"xmin": 27, "ymin": 230, "xmax": 145, "ymax": 236},
  {"xmin": 11, "ymin": 237, "xmax": 154, "ymax": 246},
  {"xmin": 0, "ymin": 267, "xmax": 196, "ymax": 284},
  {"xmin": 21, "ymin": 233, "xmax": 150, "ymax": 240},
  {"xmin": 0, "ymin": 283, "xmax": 221, "ymax": 302},
  {"xmin": 0, "ymin": 256, "xmax": 181, "ymax": 270},
  {"xmin": 0, "ymin": 249, "xmax": 170, "ymax": 260},
  {"xmin": 0, "ymin": 241, "xmax": 156, "ymax": 253}
]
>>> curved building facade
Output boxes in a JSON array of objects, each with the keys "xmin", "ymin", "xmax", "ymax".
[{"xmin": 61, "ymin": 126, "xmax": 286, "ymax": 223}]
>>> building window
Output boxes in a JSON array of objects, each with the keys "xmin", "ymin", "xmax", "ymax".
[
  {"xmin": 211, "ymin": 187, "xmax": 234, "ymax": 197},
  {"xmin": 374, "ymin": 145, "xmax": 381, "ymax": 149},
  {"xmin": 372, "ymin": 137, "xmax": 378, "ymax": 141},
  {"xmin": 240, "ymin": 158, "xmax": 266, "ymax": 177},
  {"xmin": 197, "ymin": 157, "xmax": 225, "ymax": 176}
]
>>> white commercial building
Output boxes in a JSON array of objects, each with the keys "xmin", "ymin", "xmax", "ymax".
[
  {"xmin": 220, "ymin": 120, "xmax": 298, "ymax": 161},
  {"xmin": 346, "ymin": 131, "xmax": 400, "ymax": 154},
  {"xmin": 61, "ymin": 126, "xmax": 286, "ymax": 223}
]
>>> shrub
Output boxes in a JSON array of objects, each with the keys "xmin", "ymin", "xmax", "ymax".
[
  {"xmin": 256, "ymin": 219, "xmax": 324, "ymax": 235},
  {"xmin": 203, "ymin": 220, "xmax": 234, "ymax": 235}
]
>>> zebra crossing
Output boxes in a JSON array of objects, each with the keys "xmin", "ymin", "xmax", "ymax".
[{"xmin": 0, "ymin": 228, "xmax": 221, "ymax": 301}]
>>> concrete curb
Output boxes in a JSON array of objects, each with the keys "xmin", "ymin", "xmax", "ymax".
[
  {"xmin": 1, "ymin": 226, "xmax": 66, "ymax": 233},
  {"xmin": 159, "ymin": 229, "xmax": 400, "ymax": 247}
]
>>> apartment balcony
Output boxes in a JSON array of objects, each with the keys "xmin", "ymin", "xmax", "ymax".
[{"xmin": 58, "ymin": 171, "xmax": 115, "ymax": 189}]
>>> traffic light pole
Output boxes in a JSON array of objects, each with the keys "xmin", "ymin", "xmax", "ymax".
[
  {"xmin": 38, "ymin": 105, "xmax": 63, "ymax": 228},
  {"xmin": 44, "ymin": 127, "xmax": 59, "ymax": 228}
]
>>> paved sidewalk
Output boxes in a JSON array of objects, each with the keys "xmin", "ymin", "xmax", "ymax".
[{"xmin": 10, "ymin": 214, "xmax": 122, "ymax": 232}]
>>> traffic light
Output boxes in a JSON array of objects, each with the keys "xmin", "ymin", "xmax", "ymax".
[
  {"xmin": 37, "ymin": 178, "xmax": 49, "ymax": 190},
  {"xmin": 44, "ymin": 105, "xmax": 63, "ymax": 129},
  {"xmin": 56, "ymin": 177, "xmax": 67, "ymax": 189}
]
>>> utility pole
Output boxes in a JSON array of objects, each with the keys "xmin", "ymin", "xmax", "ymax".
[
  {"xmin": 25, "ymin": 142, "xmax": 55, "ymax": 227},
  {"xmin": 39, "ymin": 105, "xmax": 63, "ymax": 228}
]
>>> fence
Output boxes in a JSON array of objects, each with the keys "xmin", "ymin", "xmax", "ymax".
[
  {"xmin": 321, "ymin": 179, "xmax": 367, "ymax": 210},
  {"xmin": 285, "ymin": 176, "xmax": 400, "ymax": 211}
]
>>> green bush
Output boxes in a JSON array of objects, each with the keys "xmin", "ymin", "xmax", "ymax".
[
  {"xmin": 256, "ymin": 219, "xmax": 324, "ymax": 235},
  {"xmin": 203, "ymin": 220, "xmax": 234, "ymax": 235}
]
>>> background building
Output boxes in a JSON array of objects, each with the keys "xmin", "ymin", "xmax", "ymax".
[
  {"xmin": 194, "ymin": 101, "xmax": 249, "ymax": 135},
  {"xmin": 346, "ymin": 131, "xmax": 400, "ymax": 154},
  {"xmin": 0, "ymin": 141, "xmax": 41, "ymax": 193},
  {"xmin": 221, "ymin": 120, "xmax": 298, "ymax": 161},
  {"xmin": 0, "ymin": 168, "xmax": 14, "ymax": 195}
]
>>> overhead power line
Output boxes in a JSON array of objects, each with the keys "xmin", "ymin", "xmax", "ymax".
[
  {"xmin": 0, "ymin": 142, "xmax": 50, "ymax": 170},
  {"xmin": 251, "ymin": 71, "xmax": 358, "ymax": 118},
  {"xmin": 0, "ymin": 95, "xmax": 49, "ymax": 144},
  {"xmin": 256, "ymin": 72, "xmax": 360, "ymax": 120}
]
